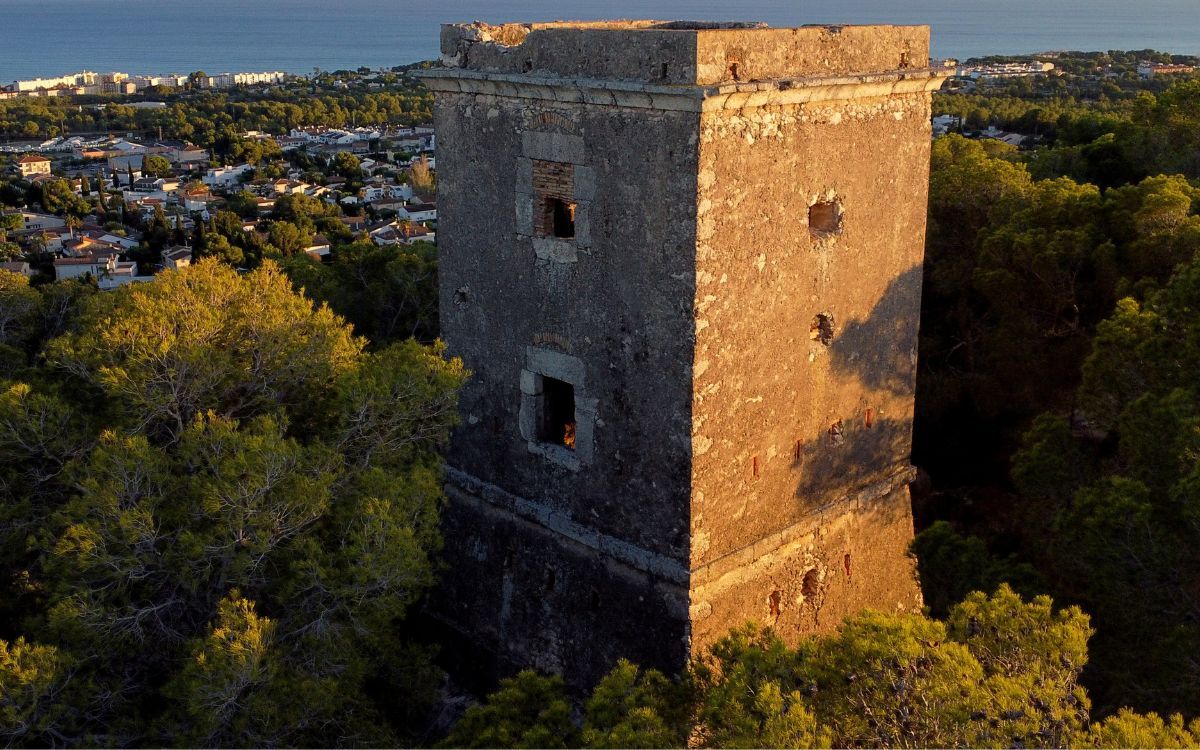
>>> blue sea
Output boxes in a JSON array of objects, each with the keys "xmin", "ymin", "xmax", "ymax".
[{"xmin": 3, "ymin": 0, "xmax": 1199, "ymax": 82}]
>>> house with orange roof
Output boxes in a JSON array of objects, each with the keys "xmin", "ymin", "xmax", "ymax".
[{"xmin": 17, "ymin": 154, "xmax": 51, "ymax": 178}]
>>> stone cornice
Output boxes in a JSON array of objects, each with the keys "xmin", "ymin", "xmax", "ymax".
[
  {"xmin": 445, "ymin": 466, "xmax": 692, "ymax": 586},
  {"xmin": 415, "ymin": 67, "xmax": 951, "ymax": 111},
  {"xmin": 444, "ymin": 463, "xmax": 918, "ymax": 589}
]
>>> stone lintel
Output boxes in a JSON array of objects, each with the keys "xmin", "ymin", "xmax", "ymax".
[
  {"xmin": 442, "ymin": 464, "xmax": 917, "ymax": 593},
  {"xmin": 525, "ymin": 345, "xmax": 587, "ymax": 385},
  {"xmin": 416, "ymin": 67, "xmax": 951, "ymax": 111},
  {"xmin": 523, "ymin": 131, "xmax": 587, "ymax": 164}
]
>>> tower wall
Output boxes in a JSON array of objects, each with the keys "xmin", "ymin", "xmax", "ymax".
[
  {"xmin": 433, "ymin": 91, "xmax": 699, "ymax": 560},
  {"xmin": 427, "ymin": 63, "xmax": 700, "ymax": 678},
  {"xmin": 419, "ymin": 20, "xmax": 948, "ymax": 686},
  {"xmin": 688, "ymin": 70, "xmax": 935, "ymax": 647}
]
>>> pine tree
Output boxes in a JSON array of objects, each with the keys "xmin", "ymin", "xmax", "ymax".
[
  {"xmin": 0, "ymin": 260, "xmax": 465, "ymax": 745},
  {"xmin": 191, "ymin": 219, "xmax": 206, "ymax": 258}
]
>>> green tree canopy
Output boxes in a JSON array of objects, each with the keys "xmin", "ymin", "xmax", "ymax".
[
  {"xmin": 266, "ymin": 219, "xmax": 310, "ymax": 256},
  {"xmin": 283, "ymin": 239, "xmax": 439, "ymax": 343},
  {"xmin": 1014, "ymin": 251, "xmax": 1200, "ymax": 715},
  {"xmin": 37, "ymin": 178, "xmax": 91, "ymax": 218},
  {"xmin": 142, "ymin": 154, "xmax": 172, "ymax": 178},
  {"xmin": 271, "ymin": 192, "xmax": 340, "ymax": 234},
  {"xmin": 333, "ymin": 151, "xmax": 362, "ymax": 180},
  {"xmin": 0, "ymin": 258, "xmax": 465, "ymax": 745}
]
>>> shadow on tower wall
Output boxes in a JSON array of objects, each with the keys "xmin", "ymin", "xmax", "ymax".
[
  {"xmin": 791, "ymin": 265, "xmax": 924, "ymax": 504},
  {"xmin": 826, "ymin": 265, "xmax": 923, "ymax": 398}
]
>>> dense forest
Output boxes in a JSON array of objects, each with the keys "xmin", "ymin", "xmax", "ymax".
[
  {"xmin": 0, "ymin": 261, "xmax": 464, "ymax": 745},
  {"xmin": 915, "ymin": 76, "xmax": 1200, "ymax": 719},
  {"xmin": 2, "ymin": 58, "xmax": 1200, "ymax": 746}
]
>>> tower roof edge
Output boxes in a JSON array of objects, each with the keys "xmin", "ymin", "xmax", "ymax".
[{"xmin": 435, "ymin": 21, "xmax": 932, "ymax": 85}]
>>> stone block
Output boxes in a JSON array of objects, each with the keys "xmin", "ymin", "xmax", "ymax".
[
  {"xmin": 527, "ymin": 440, "xmax": 582, "ymax": 471},
  {"xmin": 520, "ymin": 369, "xmax": 543, "ymax": 395},
  {"xmin": 533, "ymin": 237, "xmax": 578, "ymax": 264},
  {"xmin": 518, "ymin": 392, "xmax": 539, "ymax": 441},
  {"xmin": 515, "ymin": 157, "xmax": 533, "ymax": 193},
  {"xmin": 522, "ymin": 131, "xmax": 587, "ymax": 164},
  {"xmin": 515, "ymin": 194, "xmax": 534, "ymax": 235},
  {"xmin": 573, "ymin": 203, "xmax": 591, "ymax": 248},
  {"xmin": 573, "ymin": 165, "xmax": 596, "ymax": 201},
  {"xmin": 525, "ymin": 346, "xmax": 586, "ymax": 386}
]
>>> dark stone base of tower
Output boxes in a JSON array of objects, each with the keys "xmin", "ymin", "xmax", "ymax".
[
  {"xmin": 418, "ymin": 21, "xmax": 948, "ymax": 687},
  {"xmin": 430, "ymin": 478, "xmax": 690, "ymax": 682},
  {"xmin": 428, "ymin": 473, "xmax": 921, "ymax": 686}
]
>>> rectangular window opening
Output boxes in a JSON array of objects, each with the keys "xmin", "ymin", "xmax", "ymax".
[
  {"xmin": 539, "ymin": 376, "xmax": 577, "ymax": 450},
  {"xmin": 539, "ymin": 196, "xmax": 575, "ymax": 239},
  {"xmin": 532, "ymin": 159, "xmax": 576, "ymax": 239}
]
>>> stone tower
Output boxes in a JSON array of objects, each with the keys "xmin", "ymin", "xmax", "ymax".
[{"xmin": 418, "ymin": 21, "xmax": 950, "ymax": 684}]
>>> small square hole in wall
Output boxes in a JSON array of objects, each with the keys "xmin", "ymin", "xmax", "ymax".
[
  {"xmin": 810, "ymin": 313, "xmax": 835, "ymax": 345},
  {"xmin": 539, "ymin": 376, "xmax": 576, "ymax": 450},
  {"xmin": 809, "ymin": 200, "xmax": 842, "ymax": 237},
  {"xmin": 802, "ymin": 568, "xmax": 820, "ymax": 597}
]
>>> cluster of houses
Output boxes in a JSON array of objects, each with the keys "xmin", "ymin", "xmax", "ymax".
[
  {"xmin": 1136, "ymin": 61, "xmax": 1196, "ymax": 78},
  {"xmin": 15, "ymin": 137, "xmax": 219, "ymax": 219},
  {"xmin": 1, "ymin": 70, "xmax": 287, "ymax": 99},
  {"xmin": 1, "ymin": 210, "xmax": 142, "ymax": 289},
  {"xmin": 282, "ymin": 125, "xmax": 435, "ymax": 155},
  {"xmin": 956, "ymin": 61, "xmax": 1057, "ymax": 81},
  {"xmin": 931, "ymin": 115, "xmax": 1027, "ymax": 146},
  {"xmin": 4, "ymin": 121, "xmax": 439, "ymax": 288}
]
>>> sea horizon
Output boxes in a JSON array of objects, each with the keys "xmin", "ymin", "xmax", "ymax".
[{"xmin": 3, "ymin": 0, "xmax": 1200, "ymax": 83}]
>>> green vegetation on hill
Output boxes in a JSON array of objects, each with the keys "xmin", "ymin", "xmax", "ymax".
[
  {"xmin": 913, "ymin": 73, "xmax": 1200, "ymax": 719},
  {"xmin": 0, "ymin": 261, "xmax": 463, "ymax": 746},
  {"xmin": 2, "ymin": 51, "xmax": 1200, "ymax": 748}
]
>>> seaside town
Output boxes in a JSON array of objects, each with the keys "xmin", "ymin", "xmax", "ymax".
[
  {"xmin": 3, "ymin": 28, "xmax": 1200, "ymax": 746},
  {"xmin": 3, "ymin": 69, "xmax": 290, "ymax": 98},
  {"xmin": 0, "ymin": 67, "xmax": 437, "ymax": 289},
  {"xmin": 2, "ymin": 129, "xmax": 435, "ymax": 287},
  {"xmin": 0, "ymin": 50, "xmax": 1195, "ymax": 292},
  {"xmin": 953, "ymin": 58, "xmax": 1194, "ymax": 81}
]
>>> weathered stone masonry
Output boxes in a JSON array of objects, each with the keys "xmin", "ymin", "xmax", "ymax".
[{"xmin": 417, "ymin": 21, "xmax": 950, "ymax": 685}]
